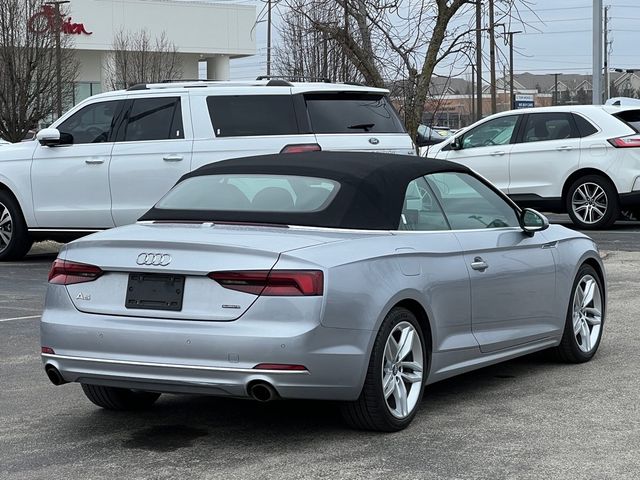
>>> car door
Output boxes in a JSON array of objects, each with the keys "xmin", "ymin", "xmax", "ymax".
[
  {"xmin": 424, "ymin": 171, "xmax": 558, "ymax": 353},
  {"xmin": 439, "ymin": 115, "xmax": 521, "ymax": 192},
  {"xmin": 31, "ymin": 99, "xmax": 125, "ymax": 228},
  {"xmin": 508, "ymin": 112, "xmax": 581, "ymax": 199},
  {"xmin": 109, "ymin": 95, "xmax": 193, "ymax": 225},
  {"xmin": 394, "ymin": 176, "xmax": 478, "ymax": 360}
]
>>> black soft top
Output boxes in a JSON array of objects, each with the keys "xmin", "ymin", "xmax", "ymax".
[{"xmin": 140, "ymin": 151, "xmax": 472, "ymax": 230}]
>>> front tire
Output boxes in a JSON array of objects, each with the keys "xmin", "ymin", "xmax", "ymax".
[
  {"xmin": 555, "ymin": 264, "xmax": 605, "ymax": 363},
  {"xmin": 0, "ymin": 191, "xmax": 32, "ymax": 261},
  {"xmin": 566, "ymin": 175, "xmax": 618, "ymax": 229},
  {"xmin": 81, "ymin": 384, "xmax": 161, "ymax": 410},
  {"xmin": 341, "ymin": 307, "xmax": 427, "ymax": 432}
]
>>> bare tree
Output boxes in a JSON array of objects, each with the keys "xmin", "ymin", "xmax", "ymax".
[
  {"xmin": 277, "ymin": 0, "xmax": 529, "ymax": 140},
  {"xmin": 0, "ymin": 0, "xmax": 78, "ymax": 142},
  {"xmin": 106, "ymin": 29, "xmax": 182, "ymax": 89},
  {"xmin": 275, "ymin": 1, "xmax": 363, "ymax": 83}
]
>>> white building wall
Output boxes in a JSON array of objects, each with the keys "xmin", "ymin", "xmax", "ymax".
[
  {"xmin": 69, "ymin": 0, "xmax": 256, "ymax": 57},
  {"xmin": 57, "ymin": 0, "xmax": 255, "ymax": 102}
]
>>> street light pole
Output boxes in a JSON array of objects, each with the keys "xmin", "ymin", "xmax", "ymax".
[
  {"xmin": 592, "ymin": 0, "xmax": 603, "ymax": 105},
  {"xmin": 46, "ymin": 1, "xmax": 69, "ymax": 120}
]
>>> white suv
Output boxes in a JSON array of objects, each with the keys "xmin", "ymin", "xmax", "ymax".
[
  {"xmin": 0, "ymin": 79, "xmax": 414, "ymax": 260},
  {"xmin": 423, "ymin": 105, "xmax": 640, "ymax": 229}
]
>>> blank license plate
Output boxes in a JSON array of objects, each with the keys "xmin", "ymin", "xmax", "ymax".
[{"xmin": 126, "ymin": 273, "xmax": 185, "ymax": 311}]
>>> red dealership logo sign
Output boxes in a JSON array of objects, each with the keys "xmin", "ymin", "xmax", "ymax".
[{"xmin": 28, "ymin": 5, "xmax": 92, "ymax": 35}]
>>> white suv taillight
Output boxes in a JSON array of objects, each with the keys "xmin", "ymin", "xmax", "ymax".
[
  {"xmin": 608, "ymin": 134, "xmax": 640, "ymax": 148},
  {"xmin": 48, "ymin": 259, "xmax": 103, "ymax": 285},
  {"xmin": 280, "ymin": 144, "xmax": 321, "ymax": 154}
]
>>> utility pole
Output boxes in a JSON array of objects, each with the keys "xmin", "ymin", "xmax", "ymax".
[
  {"xmin": 471, "ymin": 64, "xmax": 475, "ymax": 122},
  {"xmin": 266, "ymin": 0, "xmax": 271, "ymax": 76},
  {"xmin": 475, "ymin": 0, "xmax": 483, "ymax": 120},
  {"xmin": 343, "ymin": 0, "xmax": 348, "ymax": 82},
  {"xmin": 488, "ymin": 0, "xmax": 497, "ymax": 114},
  {"xmin": 46, "ymin": 1, "xmax": 69, "ymax": 119},
  {"xmin": 604, "ymin": 5, "xmax": 610, "ymax": 100},
  {"xmin": 554, "ymin": 73, "xmax": 561, "ymax": 105},
  {"xmin": 592, "ymin": 0, "xmax": 603, "ymax": 105},
  {"xmin": 507, "ymin": 31, "xmax": 522, "ymax": 110}
]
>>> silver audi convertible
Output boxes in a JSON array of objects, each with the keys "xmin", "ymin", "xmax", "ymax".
[{"xmin": 41, "ymin": 152, "xmax": 606, "ymax": 431}]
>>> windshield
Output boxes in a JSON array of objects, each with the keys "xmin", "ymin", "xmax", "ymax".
[{"xmin": 155, "ymin": 174, "xmax": 340, "ymax": 213}]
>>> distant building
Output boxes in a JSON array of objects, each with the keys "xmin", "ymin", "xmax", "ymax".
[
  {"xmin": 36, "ymin": 0, "xmax": 256, "ymax": 104},
  {"xmin": 422, "ymin": 70, "xmax": 640, "ymax": 128}
]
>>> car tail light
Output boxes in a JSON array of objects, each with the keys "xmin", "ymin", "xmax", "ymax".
[
  {"xmin": 280, "ymin": 143, "xmax": 321, "ymax": 154},
  {"xmin": 253, "ymin": 363, "xmax": 308, "ymax": 371},
  {"xmin": 208, "ymin": 270, "xmax": 323, "ymax": 296},
  {"xmin": 608, "ymin": 135, "xmax": 640, "ymax": 148},
  {"xmin": 48, "ymin": 259, "xmax": 103, "ymax": 285},
  {"xmin": 41, "ymin": 347, "xmax": 55, "ymax": 354}
]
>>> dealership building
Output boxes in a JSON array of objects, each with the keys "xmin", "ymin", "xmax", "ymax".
[{"xmin": 50, "ymin": 0, "xmax": 256, "ymax": 103}]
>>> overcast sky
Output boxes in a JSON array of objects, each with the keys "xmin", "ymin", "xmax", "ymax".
[{"xmin": 229, "ymin": 0, "xmax": 640, "ymax": 81}]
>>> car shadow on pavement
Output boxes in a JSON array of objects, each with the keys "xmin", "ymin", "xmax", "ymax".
[{"xmin": 54, "ymin": 350, "xmax": 566, "ymax": 449}]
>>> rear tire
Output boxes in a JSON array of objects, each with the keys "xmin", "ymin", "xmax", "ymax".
[
  {"xmin": 81, "ymin": 384, "xmax": 161, "ymax": 410},
  {"xmin": 341, "ymin": 307, "xmax": 427, "ymax": 432},
  {"xmin": 555, "ymin": 264, "xmax": 605, "ymax": 363},
  {"xmin": 566, "ymin": 175, "xmax": 618, "ymax": 229},
  {"xmin": 0, "ymin": 190, "xmax": 32, "ymax": 261}
]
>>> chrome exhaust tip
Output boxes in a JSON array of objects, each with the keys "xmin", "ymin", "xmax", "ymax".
[{"xmin": 248, "ymin": 381, "xmax": 278, "ymax": 402}]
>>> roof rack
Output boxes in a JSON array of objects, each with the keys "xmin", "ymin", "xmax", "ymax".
[
  {"xmin": 126, "ymin": 79, "xmax": 273, "ymax": 91},
  {"xmin": 256, "ymin": 75, "xmax": 332, "ymax": 83}
]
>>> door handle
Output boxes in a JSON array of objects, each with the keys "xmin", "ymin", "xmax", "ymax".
[
  {"xmin": 163, "ymin": 154, "xmax": 184, "ymax": 162},
  {"xmin": 85, "ymin": 158, "xmax": 104, "ymax": 164},
  {"xmin": 470, "ymin": 256, "xmax": 489, "ymax": 271},
  {"xmin": 490, "ymin": 150, "xmax": 506, "ymax": 156},
  {"xmin": 556, "ymin": 146, "xmax": 573, "ymax": 151}
]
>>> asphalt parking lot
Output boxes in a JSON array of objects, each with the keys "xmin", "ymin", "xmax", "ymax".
[{"xmin": 2, "ymin": 219, "xmax": 640, "ymax": 479}]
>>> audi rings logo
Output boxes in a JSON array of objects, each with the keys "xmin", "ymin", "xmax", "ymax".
[{"xmin": 136, "ymin": 253, "xmax": 172, "ymax": 266}]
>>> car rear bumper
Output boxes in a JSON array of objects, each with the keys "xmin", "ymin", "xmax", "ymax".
[{"xmin": 40, "ymin": 285, "xmax": 373, "ymax": 401}]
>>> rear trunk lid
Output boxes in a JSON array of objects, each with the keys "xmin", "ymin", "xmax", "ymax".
[
  {"xmin": 293, "ymin": 89, "xmax": 415, "ymax": 155},
  {"xmin": 62, "ymin": 222, "xmax": 345, "ymax": 321}
]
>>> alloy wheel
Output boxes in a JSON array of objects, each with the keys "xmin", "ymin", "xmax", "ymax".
[
  {"xmin": 571, "ymin": 182, "xmax": 608, "ymax": 225},
  {"xmin": 382, "ymin": 321, "xmax": 424, "ymax": 419},
  {"xmin": 572, "ymin": 274, "xmax": 602, "ymax": 353},
  {"xmin": 0, "ymin": 201, "xmax": 13, "ymax": 253}
]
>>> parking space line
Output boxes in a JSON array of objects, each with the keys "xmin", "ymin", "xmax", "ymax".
[{"xmin": 0, "ymin": 315, "xmax": 41, "ymax": 322}]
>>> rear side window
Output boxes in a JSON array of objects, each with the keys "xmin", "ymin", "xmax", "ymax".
[
  {"xmin": 613, "ymin": 109, "xmax": 640, "ymax": 132},
  {"xmin": 124, "ymin": 97, "xmax": 184, "ymax": 141},
  {"xmin": 399, "ymin": 177, "xmax": 449, "ymax": 231},
  {"xmin": 207, "ymin": 96, "xmax": 299, "ymax": 137},
  {"xmin": 156, "ymin": 174, "xmax": 339, "ymax": 212},
  {"xmin": 305, "ymin": 93, "xmax": 405, "ymax": 134},
  {"xmin": 573, "ymin": 114, "xmax": 598, "ymax": 137},
  {"xmin": 521, "ymin": 113, "xmax": 578, "ymax": 143}
]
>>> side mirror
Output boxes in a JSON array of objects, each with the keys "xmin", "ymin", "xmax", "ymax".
[
  {"xmin": 450, "ymin": 136, "xmax": 463, "ymax": 151},
  {"xmin": 415, "ymin": 134, "xmax": 430, "ymax": 147},
  {"xmin": 520, "ymin": 208, "xmax": 549, "ymax": 235},
  {"xmin": 36, "ymin": 128, "xmax": 62, "ymax": 146}
]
